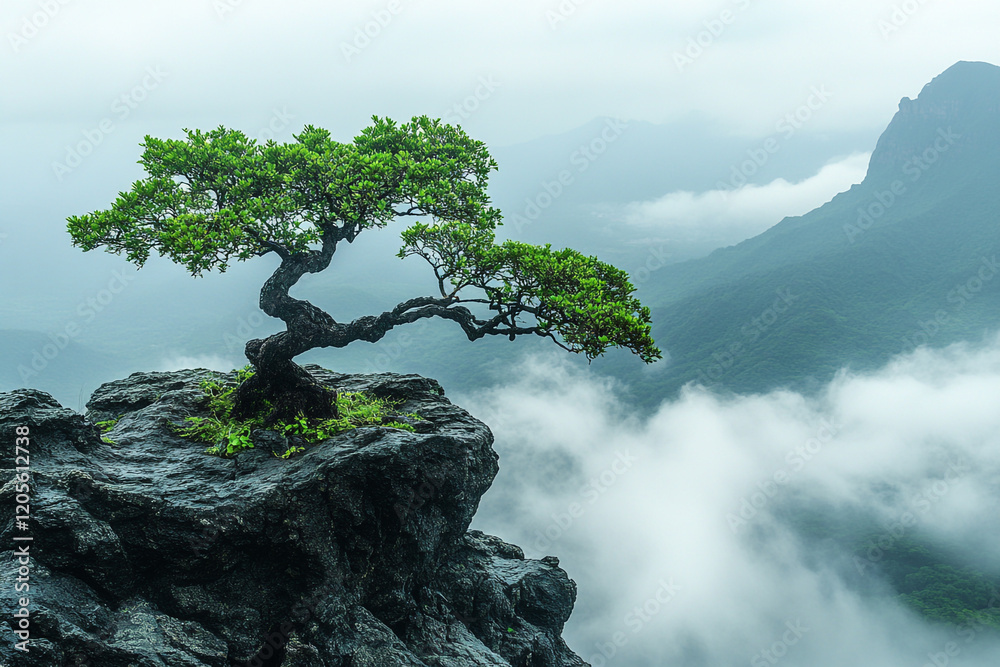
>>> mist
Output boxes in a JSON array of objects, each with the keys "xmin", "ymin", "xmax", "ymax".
[
  {"xmin": 461, "ymin": 337, "xmax": 1000, "ymax": 666},
  {"xmin": 623, "ymin": 153, "xmax": 870, "ymax": 249}
]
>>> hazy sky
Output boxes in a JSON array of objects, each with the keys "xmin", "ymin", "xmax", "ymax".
[
  {"xmin": 4, "ymin": 0, "xmax": 998, "ymax": 277},
  {"xmin": 4, "ymin": 0, "xmax": 1000, "ymax": 148},
  {"xmin": 5, "ymin": 0, "xmax": 999, "ymax": 267}
]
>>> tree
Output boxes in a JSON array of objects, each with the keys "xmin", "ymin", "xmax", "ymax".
[{"xmin": 67, "ymin": 116, "xmax": 660, "ymax": 424}]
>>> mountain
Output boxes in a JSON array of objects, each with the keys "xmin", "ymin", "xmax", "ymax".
[
  {"xmin": 619, "ymin": 61, "xmax": 1000, "ymax": 399},
  {"xmin": 0, "ymin": 368, "xmax": 587, "ymax": 665}
]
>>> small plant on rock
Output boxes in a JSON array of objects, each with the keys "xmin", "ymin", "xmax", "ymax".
[{"xmin": 174, "ymin": 367, "xmax": 417, "ymax": 458}]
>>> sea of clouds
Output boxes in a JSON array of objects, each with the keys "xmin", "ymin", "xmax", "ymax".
[{"xmin": 462, "ymin": 336, "xmax": 1000, "ymax": 667}]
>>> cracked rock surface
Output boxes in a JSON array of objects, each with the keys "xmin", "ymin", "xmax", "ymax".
[{"xmin": 0, "ymin": 366, "xmax": 588, "ymax": 666}]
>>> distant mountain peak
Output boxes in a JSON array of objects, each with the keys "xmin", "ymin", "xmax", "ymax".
[
  {"xmin": 867, "ymin": 60, "xmax": 1000, "ymax": 184},
  {"xmin": 633, "ymin": 60, "xmax": 1000, "ymax": 400},
  {"xmin": 913, "ymin": 60, "xmax": 1000, "ymax": 104}
]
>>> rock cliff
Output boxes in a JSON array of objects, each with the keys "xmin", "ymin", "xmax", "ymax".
[{"xmin": 0, "ymin": 366, "xmax": 588, "ymax": 666}]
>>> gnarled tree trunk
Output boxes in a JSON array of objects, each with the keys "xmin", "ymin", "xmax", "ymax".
[
  {"xmin": 230, "ymin": 337, "xmax": 336, "ymax": 425},
  {"xmin": 227, "ymin": 226, "xmax": 527, "ymax": 425},
  {"xmin": 230, "ymin": 232, "xmax": 342, "ymax": 424}
]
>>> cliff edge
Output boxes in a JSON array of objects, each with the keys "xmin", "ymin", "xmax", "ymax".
[{"xmin": 0, "ymin": 366, "xmax": 587, "ymax": 666}]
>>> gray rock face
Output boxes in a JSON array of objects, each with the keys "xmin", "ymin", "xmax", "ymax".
[{"xmin": 0, "ymin": 366, "xmax": 588, "ymax": 666}]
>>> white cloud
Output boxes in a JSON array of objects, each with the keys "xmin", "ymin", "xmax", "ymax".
[
  {"xmin": 459, "ymin": 336, "xmax": 1000, "ymax": 666},
  {"xmin": 153, "ymin": 354, "xmax": 236, "ymax": 372},
  {"xmin": 623, "ymin": 152, "xmax": 870, "ymax": 247}
]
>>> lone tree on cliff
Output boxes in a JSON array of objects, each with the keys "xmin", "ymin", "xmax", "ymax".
[{"xmin": 67, "ymin": 116, "xmax": 660, "ymax": 423}]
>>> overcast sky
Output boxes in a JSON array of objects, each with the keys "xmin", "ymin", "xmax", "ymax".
[
  {"xmin": 3, "ymin": 0, "xmax": 997, "ymax": 279},
  {"xmin": 4, "ymin": 0, "xmax": 999, "ymax": 261},
  {"xmin": 4, "ymin": 0, "xmax": 1000, "ymax": 148}
]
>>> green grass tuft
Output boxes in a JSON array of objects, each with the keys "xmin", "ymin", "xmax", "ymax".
[
  {"xmin": 95, "ymin": 418, "xmax": 118, "ymax": 433},
  {"xmin": 173, "ymin": 367, "xmax": 419, "ymax": 458}
]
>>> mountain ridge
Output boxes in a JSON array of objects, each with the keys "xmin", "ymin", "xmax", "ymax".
[{"xmin": 621, "ymin": 60, "xmax": 1000, "ymax": 399}]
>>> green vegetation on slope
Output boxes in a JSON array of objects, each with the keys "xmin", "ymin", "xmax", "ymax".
[{"xmin": 780, "ymin": 503, "xmax": 1000, "ymax": 632}]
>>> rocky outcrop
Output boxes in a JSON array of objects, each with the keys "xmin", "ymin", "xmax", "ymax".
[
  {"xmin": 866, "ymin": 60, "xmax": 1000, "ymax": 184},
  {"xmin": 0, "ymin": 366, "xmax": 587, "ymax": 666}
]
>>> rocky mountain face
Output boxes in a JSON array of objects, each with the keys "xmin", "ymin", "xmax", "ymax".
[
  {"xmin": 612, "ymin": 60, "xmax": 1000, "ymax": 403},
  {"xmin": 0, "ymin": 366, "xmax": 587, "ymax": 666},
  {"xmin": 866, "ymin": 60, "xmax": 1000, "ymax": 185}
]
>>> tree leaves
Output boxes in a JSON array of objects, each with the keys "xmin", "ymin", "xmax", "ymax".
[
  {"xmin": 399, "ymin": 220, "xmax": 661, "ymax": 363},
  {"xmin": 66, "ymin": 116, "xmax": 499, "ymax": 275},
  {"xmin": 67, "ymin": 115, "xmax": 660, "ymax": 365}
]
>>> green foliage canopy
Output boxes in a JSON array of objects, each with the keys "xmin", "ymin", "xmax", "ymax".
[{"xmin": 67, "ymin": 115, "xmax": 659, "ymax": 364}]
